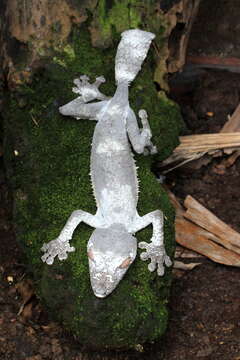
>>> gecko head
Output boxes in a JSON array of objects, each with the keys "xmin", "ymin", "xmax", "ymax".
[
  {"xmin": 87, "ymin": 224, "xmax": 137, "ymax": 298},
  {"xmin": 115, "ymin": 29, "xmax": 155, "ymax": 84}
]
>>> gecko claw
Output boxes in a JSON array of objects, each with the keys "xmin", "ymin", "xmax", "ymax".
[
  {"xmin": 41, "ymin": 252, "xmax": 55, "ymax": 265},
  {"xmin": 164, "ymin": 254, "xmax": 172, "ymax": 267},
  {"xmin": 72, "ymin": 74, "xmax": 108, "ymax": 102},
  {"xmin": 80, "ymin": 75, "xmax": 90, "ymax": 82},
  {"xmin": 138, "ymin": 109, "xmax": 148, "ymax": 121},
  {"xmin": 138, "ymin": 109, "xmax": 158, "ymax": 155},
  {"xmin": 139, "ymin": 241, "xmax": 172, "ymax": 276},
  {"xmin": 95, "ymin": 76, "xmax": 106, "ymax": 84},
  {"xmin": 140, "ymin": 251, "xmax": 149, "ymax": 261},
  {"xmin": 157, "ymin": 265, "xmax": 164, "ymax": 276},
  {"xmin": 41, "ymin": 238, "xmax": 75, "ymax": 265},
  {"xmin": 139, "ymin": 241, "xmax": 149, "ymax": 249},
  {"xmin": 148, "ymin": 259, "xmax": 157, "ymax": 272}
]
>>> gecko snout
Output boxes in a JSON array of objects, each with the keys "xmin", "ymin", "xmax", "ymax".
[
  {"xmin": 92, "ymin": 272, "xmax": 115, "ymax": 298},
  {"xmin": 87, "ymin": 226, "xmax": 137, "ymax": 298}
]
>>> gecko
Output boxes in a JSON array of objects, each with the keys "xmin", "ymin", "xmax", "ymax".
[{"xmin": 41, "ymin": 29, "xmax": 172, "ymax": 298}]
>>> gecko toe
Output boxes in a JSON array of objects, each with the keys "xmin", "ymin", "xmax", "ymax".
[
  {"xmin": 165, "ymin": 255, "xmax": 172, "ymax": 267},
  {"xmin": 157, "ymin": 265, "xmax": 164, "ymax": 276},
  {"xmin": 148, "ymin": 261, "xmax": 156, "ymax": 272},
  {"xmin": 58, "ymin": 252, "xmax": 68, "ymax": 260},
  {"xmin": 41, "ymin": 243, "xmax": 48, "ymax": 252},
  {"xmin": 46, "ymin": 256, "xmax": 54, "ymax": 265},
  {"xmin": 138, "ymin": 241, "xmax": 148, "ymax": 249},
  {"xmin": 140, "ymin": 252, "xmax": 148, "ymax": 261},
  {"xmin": 41, "ymin": 253, "xmax": 48, "ymax": 262}
]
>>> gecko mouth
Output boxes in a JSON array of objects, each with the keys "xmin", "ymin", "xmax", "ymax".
[
  {"xmin": 91, "ymin": 272, "xmax": 117, "ymax": 298},
  {"xmin": 92, "ymin": 287, "xmax": 113, "ymax": 298},
  {"xmin": 94, "ymin": 292, "xmax": 106, "ymax": 298}
]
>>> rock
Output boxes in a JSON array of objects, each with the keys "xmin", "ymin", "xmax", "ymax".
[{"xmin": 3, "ymin": 26, "xmax": 183, "ymax": 350}]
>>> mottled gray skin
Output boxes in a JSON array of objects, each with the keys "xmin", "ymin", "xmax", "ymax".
[{"xmin": 41, "ymin": 29, "xmax": 172, "ymax": 298}]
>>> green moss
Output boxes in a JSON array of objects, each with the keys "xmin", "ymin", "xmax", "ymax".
[
  {"xmin": 4, "ymin": 26, "xmax": 182, "ymax": 349},
  {"xmin": 91, "ymin": 0, "xmax": 169, "ymax": 48},
  {"xmin": 96, "ymin": 0, "xmax": 142, "ymax": 43}
]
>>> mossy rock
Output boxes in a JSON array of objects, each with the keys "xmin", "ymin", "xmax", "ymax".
[{"xmin": 3, "ymin": 28, "xmax": 183, "ymax": 349}]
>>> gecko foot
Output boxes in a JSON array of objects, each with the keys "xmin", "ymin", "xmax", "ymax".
[
  {"xmin": 139, "ymin": 241, "xmax": 172, "ymax": 276},
  {"xmin": 41, "ymin": 238, "xmax": 75, "ymax": 265},
  {"xmin": 138, "ymin": 109, "xmax": 158, "ymax": 155},
  {"xmin": 72, "ymin": 75, "xmax": 108, "ymax": 102}
]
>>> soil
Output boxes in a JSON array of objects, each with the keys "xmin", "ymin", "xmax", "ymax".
[{"xmin": 0, "ymin": 67, "xmax": 240, "ymax": 360}]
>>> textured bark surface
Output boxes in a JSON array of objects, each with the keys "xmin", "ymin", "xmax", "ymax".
[
  {"xmin": 1, "ymin": 0, "xmax": 201, "ymax": 90},
  {"xmin": 0, "ymin": 0, "xmax": 197, "ymax": 350}
]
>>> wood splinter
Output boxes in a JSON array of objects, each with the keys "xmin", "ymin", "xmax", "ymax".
[
  {"xmin": 167, "ymin": 190, "xmax": 240, "ymax": 267},
  {"xmin": 184, "ymin": 195, "xmax": 240, "ymax": 254},
  {"xmin": 161, "ymin": 102, "xmax": 240, "ymax": 172}
]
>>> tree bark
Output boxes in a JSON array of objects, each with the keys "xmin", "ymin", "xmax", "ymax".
[{"xmin": 1, "ymin": 0, "xmax": 201, "ymax": 90}]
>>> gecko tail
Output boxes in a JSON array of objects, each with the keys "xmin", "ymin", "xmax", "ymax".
[{"xmin": 115, "ymin": 29, "xmax": 155, "ymax": 84}]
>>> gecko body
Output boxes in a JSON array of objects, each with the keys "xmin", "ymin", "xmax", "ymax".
[{"xmin": 41, "ymin": 29, "xmax": 172, "ymax": 298}]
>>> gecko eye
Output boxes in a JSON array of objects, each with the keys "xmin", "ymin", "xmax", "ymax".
[
  {"xmin": 87, "ymin": 249, "xmax": 95, "ymax": 261},
  {"xmin": 119, "ymin": 257, "xmax": 132, "ymax": 269}
]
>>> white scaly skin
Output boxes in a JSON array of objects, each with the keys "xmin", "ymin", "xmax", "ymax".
[{"xmin": 41, "ymin": 29, "xmax": 172, "ymax": 298}]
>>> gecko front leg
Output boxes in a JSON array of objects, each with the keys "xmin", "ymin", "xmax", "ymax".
[
  {"xmin": 72, "ymin": 75, "xmax": 109, "ymax": 103},
  {"xmin": 41, "ymin": 210, "xmax": 104, "ymax": 265},
  {"xmin": 59, "ymin": 75, "xmax": 110, "ymax": 120},
  {"xmin": 126, "ymin": 108, "xmax": 157, "ymax": 155},
  {"xmin": 131, "ymin": 210, "xmax": 172, "ymax": 275},
  {"xmin": 138, "ymin": 109, "xmax": 157, "ymax": 155}
]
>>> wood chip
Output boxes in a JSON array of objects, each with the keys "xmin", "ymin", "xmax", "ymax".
[
  {"xmin": 224, "ymin": 150, "xmax": 240, "ymax": 166},
  {"xmin": 216, "ymin": 150, "xmax": 240, "ymax": 170},
  {"xmin": 221, "ymin": 103, "xmax": 240, "ymax": 133},
  {"xmin": 167, "ymin": 190, "xmax": 240, "ymax": 267},
  {"xmin": 177, "ymin": 133, "xmax": 240, "ymax": 154},
  {"xmin": 160, "ymin": 102, "xmax": 240, "ymax": 171},
  {"xmin": 175, "ymin": 215, "xmax": 240, "ymax": 267},
  {"xmin": 174, "ymin": 261, "xmax": 202, "ymax": 270},
  {"xmin": 184, "ymin": 195, "xmax": 240, "ymax": 252},
  {"xmin": 175, "ymin": 246, "xmax": 204, "ymax": 259}
]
